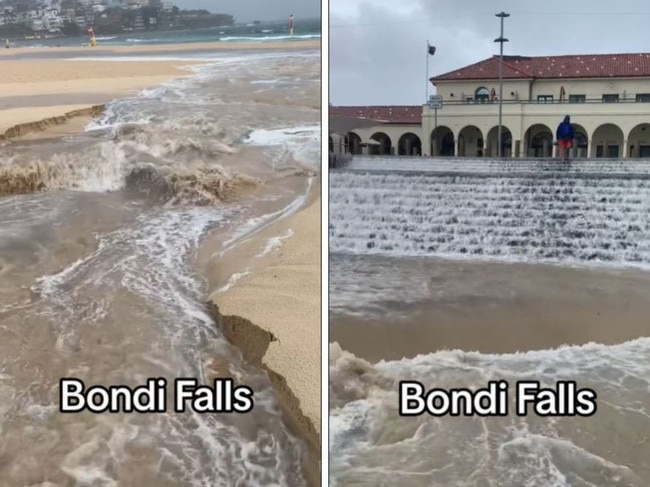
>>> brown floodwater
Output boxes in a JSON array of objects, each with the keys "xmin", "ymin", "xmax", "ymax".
[{"xmin": 0, "ymin": 47, "xmax": 319, "ymax": 486}]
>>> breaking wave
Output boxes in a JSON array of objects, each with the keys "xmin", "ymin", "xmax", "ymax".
[{"xmin": 218, "ymin": 34, "xmax": 321, "ymax": 42}]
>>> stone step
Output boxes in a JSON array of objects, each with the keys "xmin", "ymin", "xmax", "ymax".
[{"xmin": 330, "ymin": 166, "xmax": 650, "ymax": 267}]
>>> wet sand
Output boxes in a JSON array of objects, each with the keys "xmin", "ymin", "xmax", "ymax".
[
  {"xmin": 0, "ymin": 39, "xmax": 319, "ymax": 135},
  {"xmin": 0, "ymin": 59, "xmax": 191, "ymax": 134},
  {"xmin": 330, "ymin": 259, "xmax": 650, "ymax": 363},
  {"xmin": 207, "ymin": 189, "xmax": 322, "ymax": 486}
]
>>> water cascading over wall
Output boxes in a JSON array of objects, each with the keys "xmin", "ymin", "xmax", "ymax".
[{"xmin": 329, "ymin": 156, "xmax": 650, "ymax": 268}]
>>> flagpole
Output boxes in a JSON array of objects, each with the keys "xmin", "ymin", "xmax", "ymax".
[{"xmin": 425, "ymin": 40, "xmax": 429, "ymax": 103}]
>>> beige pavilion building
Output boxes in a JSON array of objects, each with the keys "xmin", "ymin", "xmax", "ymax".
[{"xmin": 330, "ymin": 52, "xmax": 650, "ymax": 158}]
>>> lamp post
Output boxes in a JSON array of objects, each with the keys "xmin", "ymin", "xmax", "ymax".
[{"xmin": 495, "ymin": 12, "xmax": 509, "ymax": 158}]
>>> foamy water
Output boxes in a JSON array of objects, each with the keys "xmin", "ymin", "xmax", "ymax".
[
  {"xmin": 330, "ymin": 160, "xmax": 650, "ymax": 269},
  {"xmin": 330, "ymin": 339, "xmax": 650, "ymax": 487},
  {"xmin": 329, "ymin": 157, "xmax": 650, "ymax": 486},
  {"xmin": 0, "ymin": 48, "xmax": 319, "ymax": 486}
]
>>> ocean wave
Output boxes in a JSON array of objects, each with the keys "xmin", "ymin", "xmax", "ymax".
[
  {"xmin": 218, "ymin": 34, "xmax": 320, "ymax": 42},
  {"xmin": 108, "ymin": 33, "xmax": 316, "ymax": 45}
]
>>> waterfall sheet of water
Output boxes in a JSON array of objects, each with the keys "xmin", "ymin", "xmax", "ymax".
[{"xmin": 331, "ymin": 158, "xmax": 650, "ymax": 268}]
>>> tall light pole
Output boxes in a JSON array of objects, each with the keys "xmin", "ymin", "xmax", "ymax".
[{"xmin": 495, "ymin": 11, "xmax": 509, "ymax": 158}]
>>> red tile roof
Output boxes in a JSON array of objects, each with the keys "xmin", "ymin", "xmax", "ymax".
[
  {"xmin": 328, "ymin": 105, "xmax": 422, "ymax": 124},
  {"xmin": 432, "ymin": 53, "xmax": 650, "ymax": 82}
]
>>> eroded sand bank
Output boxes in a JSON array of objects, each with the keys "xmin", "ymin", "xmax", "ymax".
[
  {"xmin": 208, "ymin": 193, "xmax": 321, "ymax": 486},
  {"xmin": 0, "ymin": 59, "xmax": 191, "ymax": 135}
]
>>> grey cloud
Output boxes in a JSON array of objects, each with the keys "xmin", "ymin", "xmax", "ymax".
[{"xmin": 330, "ymin": 0, "xmax": 650, "ymax": 105}]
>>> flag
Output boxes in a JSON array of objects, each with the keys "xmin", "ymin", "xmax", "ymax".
[{"xmin": 428, "ymin": 43, "xmax": 436, "ymax": 56}]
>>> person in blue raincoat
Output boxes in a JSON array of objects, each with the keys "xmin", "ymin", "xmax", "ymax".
[{"xmin": 556, "ymin": 115, "xmax": 575, "ymax": 160}]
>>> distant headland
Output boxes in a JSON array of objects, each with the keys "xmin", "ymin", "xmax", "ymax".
[{"xmin": 0, "ymin": 0, "xmax": 234, "ymax": 40}]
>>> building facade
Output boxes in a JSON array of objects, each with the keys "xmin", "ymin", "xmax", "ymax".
[{"xmin": 330, "ymin": 53, "xmax": 650, "ymax": 158}]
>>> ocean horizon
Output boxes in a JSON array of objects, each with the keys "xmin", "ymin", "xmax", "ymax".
[{"xmin": 7, "ymin": 18, "xmax": 321, "ymax": 49}]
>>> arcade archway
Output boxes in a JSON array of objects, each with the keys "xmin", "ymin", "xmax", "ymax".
[
  {"xmin": 591, "ymin": 124, "xmax": 624, "ymax": 158},
  {"xmin": 524, "ymin": 124, "xmax": 553, "ymax": 158},
  {"xmin": 345, "ymin": 132, "xmax": 362, "ymax": 155},
  {"xmin": 458, "ymin": 125, "xmax": 484, "ymax": 157},
  {"xmin": 486, "ymin": 126, "xmax": 513, "ymax": 157},
  {"xmin": 571, "ymin": 123, "xmax": 588, "ymax": 158},
  {"xmin": 369, "ymin": 132, "xmax": 392, "ymax": 155},
  {"xmin": 431, "ymin": 126, "xmax": 454, "ymax": 156},
  {"xmin": 398, "ymin": 132, "xmax": 422, "ymax": 156},
  {"xmin": 628, "ymin": 123, "xmax": 650, "ymax": 157}
]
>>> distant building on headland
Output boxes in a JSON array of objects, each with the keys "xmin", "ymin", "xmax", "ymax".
[
  {"xmin": 0, "ymin": 0, "xmax": 233, "ymax": 38},
  {"xmin": 330, "ymin": 53, "xmax": 650, "ymax": 159}
]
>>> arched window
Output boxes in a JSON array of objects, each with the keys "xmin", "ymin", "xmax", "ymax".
[{"xmin": 475, "ymin": 87, "xmax": 489, "ymax": 103}]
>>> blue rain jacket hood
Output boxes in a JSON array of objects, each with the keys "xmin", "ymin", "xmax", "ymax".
[{"xmin": 556, "ymin": 115, "xmax": 574, "ymax": 140}]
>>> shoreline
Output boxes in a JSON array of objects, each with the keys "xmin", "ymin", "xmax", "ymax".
[
  {"xmin": 207, "ymin": 189, "xmax": 321, "ymax": 487},
  {"xmin": 0, "ymin": 39, "xmax": 320, "ymax": 56}
]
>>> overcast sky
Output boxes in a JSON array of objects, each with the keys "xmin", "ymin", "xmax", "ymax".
[
  {"xmin": 330, "ymin": 0, "xmax": 650, "ymax": 105},
  {"xmin": 176, "ymin": 0, "xmax": 320, "ymax": 22}
]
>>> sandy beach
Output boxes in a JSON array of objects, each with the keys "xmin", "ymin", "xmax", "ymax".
[
  {"xmin": 208, "ymin": 190, "xmax": 321, "ymax": 485},
  {"xmin": 0, "ymin": 59, "xmax": 189, "ymax": 135},
  {"xmin": 0, "ymin": 39, "xmax": 318, "ymax": 136},
  {"xmin": 0, "ymin": 42, "xmax": 321, "ymax": 485}
]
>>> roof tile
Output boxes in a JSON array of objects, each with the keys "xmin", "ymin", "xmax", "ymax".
[
  {"xmin": 328, "ymin": 105, "xmax": 422, "ymax": 124},
  {"xmin": 432, "ymin": 53, "xmax": 650, "ymax": 81}
]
